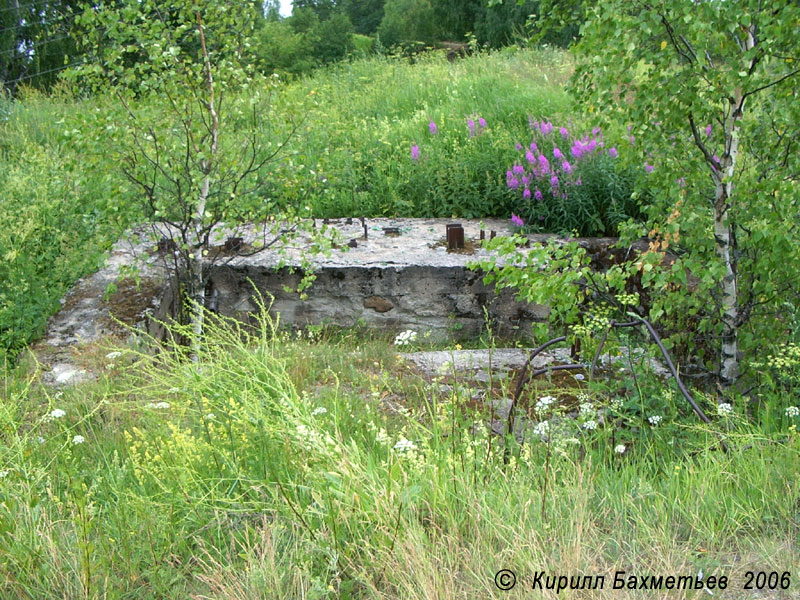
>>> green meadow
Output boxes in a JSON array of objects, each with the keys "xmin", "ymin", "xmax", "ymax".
[{"xmin": 1, "ymin": 40, "xmax": 799, "ymax": 599}]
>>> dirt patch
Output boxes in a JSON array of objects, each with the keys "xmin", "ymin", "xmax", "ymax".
[{"xmin": 99, "ymin": 277, "xmax": 162, "ymax": 334}]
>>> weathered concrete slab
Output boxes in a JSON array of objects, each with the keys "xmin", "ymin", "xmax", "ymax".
[{"xmin": 34, "ymin": 218, "xmax": 628, "ymax": 383}]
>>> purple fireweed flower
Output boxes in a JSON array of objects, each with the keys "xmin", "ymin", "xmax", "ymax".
[
  {"xmin": 523, "ymin": 188, "xmax": 531, "ymax": 200},
  {"xmin": 513, "ymin": 164, "xmax": 525, "ymax": 175},
  {"xmin": 508, "ymin": 177, "xmax": 520, "ymax": 189},
  {"xmin": 571, "ymin": 142, "xmax": 585, "ymax": 159},
  {"xmin": 585, "ymin": 139, "xmax": 597, "ymax": 153},
  {"xmin": 553, "ymin": 147, "xmax": 564, "ymax": 160},
  {"xmin": 478, "ymin": 117, "xmax": 487, "ymax": 128},
  {"xmin": 511, "ymin": 213, "xmax": 524, "ymax": 227},
  {"xmin": 506, "ymin": 170, "xmax": 513, "ymax": 180},
  {"xmin": 411, "ymin": 145, "xmax": 420, "ymax": 160},
  {"xmin": 550, "ymin": 174, "xmax": 560, "ymax": 188},
  {"xmin": 429, "ymin": 121, "xmax": 438, "ymax": 135},
  {"xmin": 592, "ymin": 127, "xmax": 602, "ymax": 136},
  {"xmin": 534, "ymin": 189, "xmax": 543, "ymax": 201},
  {"xmin": 574, "ymin": 178, "xmax": 582, "ymax": 186},
  {"xmin": 538, "ymin": 155, "xmax": 550, "ymax": 173},
  {"xmin": 627, "ymin": 125, "xmax": 632, "ymax": 133},
  {"xmin": 530, "ymin": 118, "xmax": 540, "ymax": 131},
  {"xmin": 676, "ymin": 177, "xmax": 686, "ymax": 188},
  {"xmin": 644, "ymin": 162, "xmax": 654, "ymax": 173},
  {"xmin": 705, "ymin": 124, "xmax": 712, "ymax": 137},
  {"xmin": 608, "ymin": 146, "xmax": 618, "ymax": 158},
  {"xmin": 628, "ymin": 135, "xmax": 636, "ymax": 145},
  {"xmin": 522, "ymin": 175, "xmax": 530, "ymax": 186},
  {"xmin": 515, "ymin": 142, "xmax": 523, "ymax": 151},
  {"xmin": 467, "ymin": 119, "xmax": 476, "ymax": 137},
  {"xmin": 561, "ymin": 161, "xmax": 573, "ymax": 173},
  {"xmin": 560, "ymin": 126, "xmax": 569, "ymax": 139},
  {"xmin": 530, "ymin": 142, "xmax": 539, "ymax": 154},
  {"xmin": 525, "ymin": 150, "xmax": 536, "ymax": 164},
  {"xmin": 541, "ymin": 122, "xmax": 554, "ymax": 136}
]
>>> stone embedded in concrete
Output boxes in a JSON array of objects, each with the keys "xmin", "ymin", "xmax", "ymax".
[{"xmin": 363, "ymin": 296, "xmax": 394, "ymax": 313}]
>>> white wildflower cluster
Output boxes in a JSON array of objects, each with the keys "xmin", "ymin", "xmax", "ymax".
[
  {"xmin": 393, "ymin": 437, "xmax": 417, "ymax": 452},
  {"xmin": 393, "ymin": 330, "xmax": 418, "ymax": 347},
  {"xmin": 295, "ymin": 423, "xmax": 323, "ymax": 451},
  {"xmin": 717, "ymin": 403, "xmax": 733, "ymax": 417},
  {"xmin": 72, "ymin": 435, "xmax": 85, "ymax": 445},
  {"xmin": 46, "ymin": 408, "xmax": 66, "ymax": 421},
  {"xmin": 0, "ymin": 470, "xmax": 8, "ymax": 479},
  {"xmin": 610, "ymin": 397, "xmax": 624, "ymax": 411},
  {"xmin": 311, "ymin": 407, "xmax": 328, "ymax": 417},
  {"xmin": 146, "ymin": 402, "xmax": 171, "ymax": 410},
  {"xmin": 105, "ymin": 351, "xmax": 122, "ymax": 360},
  {"xmin": 535, "ymin": 396, "xmax": 556, "ymax": 412},
  {"xmin": 614, "ymin": 444, "xmax": 626, "ymax": 454},
  {"xmin": 648, "ymin": 415, "xmax": 663, "ymax": 426},
  {"xmin": 578, "ymin": 400, "xmax": 598, "ymax": 430},
  {"xmin": 532, "ymin": 420, "xmax": 550, "ymax": 439},
  {"xmin": 204, "ymin": 413, "xmax": 216, "ymax": 421},
  {"xmin": 785, "ymin": 406, "xmax": 800, "ymax": 418}
]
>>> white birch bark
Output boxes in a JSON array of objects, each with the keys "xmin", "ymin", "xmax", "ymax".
[
  {"xmin": 190, "ymin": 12, "xmax": 219, "ymax": 357},
  {"xmin": 713, "ymin": 26, "xmax": 755, "ymax": 388}
]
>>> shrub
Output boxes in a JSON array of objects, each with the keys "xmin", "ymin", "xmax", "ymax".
[{"xmin": 505, "ymin": 120, "xmax": 643, "ymax": 236}]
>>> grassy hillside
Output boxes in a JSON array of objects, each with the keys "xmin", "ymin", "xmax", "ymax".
[{"xmin": 0, "ymin": 48, "xmax": 576, "ymax": 363}]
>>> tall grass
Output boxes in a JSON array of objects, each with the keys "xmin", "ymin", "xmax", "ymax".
[
  {"xmin": 268, "ymin": 47, "xmax": 574, "ymax": 218},
  {"xmin": 1, "ymin": 310, "xmax": 797, "ymax": 598}
]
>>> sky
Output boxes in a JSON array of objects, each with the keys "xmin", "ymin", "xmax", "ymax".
[{"xmin": 279, "ymin": 0, "xmax": 292, "ymax": 17}]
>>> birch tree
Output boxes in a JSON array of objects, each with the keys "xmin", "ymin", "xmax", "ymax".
[
  {"xmin": 70, "ymin": 0, "xmax": 315, "ymax": 353},
  {"xmin": 564, "ymin": 0, "xmax": 800, "ymax": 388}
]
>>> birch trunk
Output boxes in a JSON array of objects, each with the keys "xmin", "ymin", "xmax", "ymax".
[
  {"xmin": 190, "ymin": 11, "xmax": 219, "ymax": 359},
  {"xmin": 714, "ymin": 114, "xmax": 739, "ymax": 388},
  {"xmin": 714, "ymin": 27, "xmax": 755, "ymax": 388}
]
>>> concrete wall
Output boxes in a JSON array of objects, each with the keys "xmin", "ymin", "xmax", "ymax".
[{"xmin": 208, "ymin": 263, "xmax": 549, "ymax": 339}]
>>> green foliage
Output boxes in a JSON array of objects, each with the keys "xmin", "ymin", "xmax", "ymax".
[
  {"xmin": 271, "ymin": 48, "xmax": 573, "ymax": 218},
  {"xmin": 341, "ymin": 0, "xmax": 386, "ymax": 35},
  {"xmin": 312, "ymin": 11, "xmax": 355, "ymax": 64},
  {"xmin": 497, "ymin": 0, "xmax": 800, "ymax": 386},
  {"xmin": 255, "ymin": 20, "xmax": 317, "ymax": 78},
  {"xmin": 506, "ymin": 120, "xmax": 643, "ymax": 236},
  {"xmin": 377, "ymin": 0, "xmax": 439, "ymax": 47},
  {"xmin": 0, "ymin": 316, "xmax": 798, "ymax": 596},
  {"xmin": 0, "ymin": 92, "xmax": 127, "ymax": 363},
  {"xmin": 351, "ymin": 33, "xmax": 375, "ymax": 57},
  {"xmin": 0, "ymin": 0, "xmax": 82, "ymax": 94}
]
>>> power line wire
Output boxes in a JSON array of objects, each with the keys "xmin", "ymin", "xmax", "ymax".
[
  {"xmin": 0, "ymin": 2, "xmax": 57, "ymax": 16},
  {"xmin": 0, "ymin": 33, "xmax": 72, "ymax": 55},
  {"xmin": 4, "ymin": 56, "xmax": 84, "ymax": 82}
]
